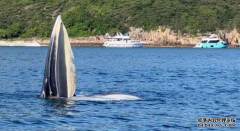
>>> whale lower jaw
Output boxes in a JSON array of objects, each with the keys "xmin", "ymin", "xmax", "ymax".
[{"xmin": 68, "ymin": 93, "xmax": 141, "ymax": 101}]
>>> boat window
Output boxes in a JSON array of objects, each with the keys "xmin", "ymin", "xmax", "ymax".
[
  {"xmin": 211, "ymin": 45, "xmax": 214, "ymax": 47},
  {"xmin": 209, "ymin": 40, "xmax": 219, "ymax": 43},
  {"xmin": 201, "ymin": 40, "xmax": 208, "ymax": 43}
]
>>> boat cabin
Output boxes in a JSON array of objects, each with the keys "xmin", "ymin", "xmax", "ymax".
[
  {"xmin": 105, "ymin": 33, "xmax": 132, "ymax": 43},
  {"xmin": 197, "ymin": 34, "xmax": 221, "ymax": 43},
  {"xmin": 200, "ymin": 38, "xmax": 220, "ymax": 43}
]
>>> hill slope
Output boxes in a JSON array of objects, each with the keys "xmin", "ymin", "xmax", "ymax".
[{"xmin": 0, "ymin": 0, "xmax": 240, "ymax": 39}]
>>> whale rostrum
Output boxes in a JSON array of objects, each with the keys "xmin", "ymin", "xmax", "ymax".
[{"xmin": 41, "ymin": 15, "xmax": 140, "ymax": 101}]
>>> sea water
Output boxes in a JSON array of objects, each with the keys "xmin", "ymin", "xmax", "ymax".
[{"xmin": 0, "ymin": 47, "xmax": 239, "ymax": 130}]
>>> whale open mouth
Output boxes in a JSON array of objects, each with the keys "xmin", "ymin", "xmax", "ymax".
[
  {"xmin": 41, "ymin": 16, "xmax": 76, "ymax": 98},
  {"xmin": 40, "ymin": 16, "xmax": 140, "ymax": 101}
]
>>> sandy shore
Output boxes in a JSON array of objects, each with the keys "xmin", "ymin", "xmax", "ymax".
[
  {"xmin": 37, "ymin": 38, "xmax": 104, "ymax": 47},
  {"xmin": 0, "ymin": 40, "xmax": 26, "ymax": 46},
  {"xmin": 0, "ymin": 40, "xmax": 41, "ymax": 47},
  {"xmin": 0, "ymin": 40, "xmax": 103, "ymax": 47},
  {"xmin": 3, "ymin": 39, "xmax": 239, "ymax": 48},
  {"xmin": 0, "ymin": 39, "xmax": 196, "ymax": 47}
]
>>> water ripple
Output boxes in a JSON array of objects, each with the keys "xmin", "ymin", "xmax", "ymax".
[{"xmin": 0, "ymin": 47, "xmax": 240, "ymax": 130}]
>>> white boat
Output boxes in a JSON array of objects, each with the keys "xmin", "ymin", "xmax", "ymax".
[{"xmin": 103, "ymin": 33, "xmax": 146, "ymax": 48}]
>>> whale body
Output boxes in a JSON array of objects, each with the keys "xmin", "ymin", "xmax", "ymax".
[
  {"xmin": 69, "ymin": 92, "xmax": 141, "ymax": 101},
  {"xmin": 41, "ymin": 15, "xmax": 140, "ymax": 101}
]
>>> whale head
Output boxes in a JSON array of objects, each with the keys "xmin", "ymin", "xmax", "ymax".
[{"xmin": 41, "ymin": 15, "xmax": 76, "ymax": 98}]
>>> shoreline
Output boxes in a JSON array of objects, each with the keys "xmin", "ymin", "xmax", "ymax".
[
  {"xmin": 0, "ymin": 39, "xmax": 239, "ymax": 48},
  {"xmin": 0, "ymin": 40, "xmax": 196, "ymax": 48},
  {"xmin": 1, "ymin": 27, "xmax": 240, "ymax": 48}
]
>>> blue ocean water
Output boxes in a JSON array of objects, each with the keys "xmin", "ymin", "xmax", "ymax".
[{"xmin": 0, "ymin": 47, "xmax": 240, "ymax": 130}]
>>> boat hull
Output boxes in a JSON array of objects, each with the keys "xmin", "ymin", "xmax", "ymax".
[
  {"xmin": 194, "ymin": 42, "xmax": 228, "ymax": 48},
  {"xmin": 103, "ymin": 42, "xmax": 145, "ymax": 48}
]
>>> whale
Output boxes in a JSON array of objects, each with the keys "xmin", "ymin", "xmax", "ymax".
[{"xmin": 41, "ymin": 15, "xmax": 141, "ymax": 101}]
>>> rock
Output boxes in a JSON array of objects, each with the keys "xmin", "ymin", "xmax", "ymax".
[
  {"xmin": 129, "ymin": 27, "xmax": 240, "ymax": 48},
  {"xmin": 129, "ymin": 27, "xmax": 198, "ymax": 47},
  {"xmin": 218, "ymin": 29, "xmax": 240, "ymax": 45}
]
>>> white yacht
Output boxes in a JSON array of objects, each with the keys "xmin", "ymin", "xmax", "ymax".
[{"xmin": 103, "ymin": 33, "xmax": 146, "ymax": 48}]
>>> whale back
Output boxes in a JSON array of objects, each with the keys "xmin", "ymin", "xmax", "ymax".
[{"xmin": 41, "ymin": 16, "xmax": 76, "ymax": 98}]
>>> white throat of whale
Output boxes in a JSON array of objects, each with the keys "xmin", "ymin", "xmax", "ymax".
[
  {"xmin": 41, "ymin": 15, "xmax": 140, "ymax": 101},
  {"xmin": 41, "ymin": 15, "xmax": 76, "ymax": 98}
]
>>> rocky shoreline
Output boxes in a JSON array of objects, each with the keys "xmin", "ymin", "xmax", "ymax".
[
  {"xmin": 0, "ymin": 39, "xmax": 236, "ymax": 48},
  {"xmin": 129, "ymin": 27, "xmax": 240, "ymax": 48},
  {"xmin": 1, "ymin": 27, "xmax": 240, "ymax": 48}
]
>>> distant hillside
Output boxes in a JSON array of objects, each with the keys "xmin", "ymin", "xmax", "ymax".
[{"xmin": 0, "ymin": 0, "xmax": 240, "ymax": 39}]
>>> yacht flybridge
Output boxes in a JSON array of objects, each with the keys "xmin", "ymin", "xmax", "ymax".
[{"xmin": 103, "ymin": 33, "xmax": 146, "ymax": 48}]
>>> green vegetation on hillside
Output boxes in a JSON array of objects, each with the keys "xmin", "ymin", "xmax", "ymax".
[{"xmin": 0, "ymin": 0, "xmax": 240, "ymax": 39}]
